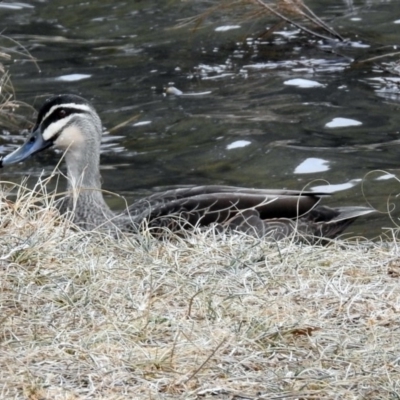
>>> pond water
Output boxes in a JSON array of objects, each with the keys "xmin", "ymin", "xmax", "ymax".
[{"xmin": 1, "ymin": 0, "xmax": 400, "ymax": 239}]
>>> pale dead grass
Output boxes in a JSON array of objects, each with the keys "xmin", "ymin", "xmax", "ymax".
[
  {"xmin": 177, "ymin": 0, "xmax": 343, "ymax": 42},
  {"xmin": 1, "ymin": 181, "xmax": 400, "ymax": 400},
  {"xmin": 0, "ymin": 36, "xmax": 37, "ymax": 131}
]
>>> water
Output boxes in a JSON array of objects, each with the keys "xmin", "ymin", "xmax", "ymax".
[{"xmin": 1, "ymin": 0, "xmax": 400, "ymax": 238}]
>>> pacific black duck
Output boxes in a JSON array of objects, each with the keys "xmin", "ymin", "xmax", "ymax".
[{"xmin": 0, "ymin": 94, "xmax": 374, "ymax": 240}]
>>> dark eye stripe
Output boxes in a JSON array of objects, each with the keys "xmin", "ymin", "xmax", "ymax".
[
  {"xmin": 36, "ymin": 94, "xmax": 91, "ymax": 124},
  {"xmin": 39, "ymin": 106, "xmax": 87, "ymax": 132}
]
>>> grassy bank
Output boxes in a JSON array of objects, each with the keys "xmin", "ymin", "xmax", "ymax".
[{"xmin": 0, "ymin": 182, "xmax": 399, "ymax": 399}]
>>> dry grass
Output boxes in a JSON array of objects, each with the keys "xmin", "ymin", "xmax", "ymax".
[
  {"xmin": 0, "ymin": 180, "xmax": 400, "ymax": 399},
  {"xmin": 177, "ymin": 0, "xmax": 343, "ymax": 42},
  {"xmin": 0, "ymin": 36, "xmax": 36, "ymax": 131},
  {"xmin": 0, "ymin": 50, "xmax": 19, "ymax": 129}
]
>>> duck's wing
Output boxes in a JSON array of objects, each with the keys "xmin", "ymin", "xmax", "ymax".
[
  {"xmin": 225, "ymin": 205, "xmax": 374, "ymax": 241},
  {"xmin": 123, "ymin": 185, "xmax": 374, "ymax": 240},
  {"xmin": 125, "ymin": 185, "xmax": 324, "ymax": 227}
]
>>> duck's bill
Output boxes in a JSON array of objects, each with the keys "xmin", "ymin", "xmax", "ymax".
[{"xmin": 1, "ymin": 129, "xmax": 52, "ymax": 167}]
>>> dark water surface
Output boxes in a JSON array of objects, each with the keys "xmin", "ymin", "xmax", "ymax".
[{"xmin": 1, "ymin": 0, "xmax": 400, "ymax": 238}]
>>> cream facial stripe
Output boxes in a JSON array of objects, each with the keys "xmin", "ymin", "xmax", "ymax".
[
  {"xmin": 42, "ymin": 114, "xmax": 77, "ymax": 141},
  {"xmin": 41, "ymin": 103, "xmax": 92, "ymax": 125},
  {"xmin": 41, "ymin": 103, "xmax": 92, "ymax": 141}
]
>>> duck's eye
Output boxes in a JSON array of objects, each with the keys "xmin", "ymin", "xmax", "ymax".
[{"xmin": 58, "ymin": 109, "xmax": 67, "ymax": 118}]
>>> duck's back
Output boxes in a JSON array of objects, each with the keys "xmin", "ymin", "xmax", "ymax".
[{"xmin": 123, "ymin": 185, "xmax": 373, "ymax": 240}]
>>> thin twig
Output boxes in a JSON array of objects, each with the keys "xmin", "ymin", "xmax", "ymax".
[
  {"xmin": 357, "ymin": 51, "xmax": 400, "ymax": 64},
  {"xmin": 0, "ymin": 34, "xmax": 41, "ymax": 72},
  {"xmin": 251, "ymin": 0, "xmax": 343, "ymax": 41},
  {"xmin": 109, "ymin": 113, "xmax": 141, "ymax": 133},
  {"xmin": 294, "ymin": 0, "xmax": 344, "ymax": 40},
  {"xmin": 185, "ymin": 337, "xmax": 227, "ymax": 382}
]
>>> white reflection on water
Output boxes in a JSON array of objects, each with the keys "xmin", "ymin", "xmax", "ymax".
[
  {"xmin": 241, "ymin": 58, "xmax": 348, "ymax": 74},
  {"xmin": 376, "ymin": 173, "xmax": 396, "ymax": 181},
  {"xmin": 133, "ymin": 121, "xmax": 151, "ymax": 127},
  {"xmin": 215, "ymin": 25, "xmax": 241, "ymax": 32},
  {"xmin": 294, "ymin": 158, "xmax": 330, "ymax": 174},
  {"xmin": 55, "ymin": 74, "xmax": 91, "ymax": 82},
  {"xmin": 273, "ymin": 29, "xmax": 301, "ymax": 38},
  {"xmin": 325, "ymin": 117, "xmax": 362, "ymax": 128},
  {"xmin": 367, "ymin": 77, "xmax": 400, "ymax": 101},
  {"xmin": 226, "ymin": 140, "xmax": 251, "ymax": 150},
  {"xmin": 311, "ymin": 179, "xmax": 361, "ymax": 193},
  {"xmin": 0, "ymin": 2, "xmax": 34, "ymax": 10},
  {"xmin": 284, "ymin": 78, "xmax": 325, "ymax": 88}
]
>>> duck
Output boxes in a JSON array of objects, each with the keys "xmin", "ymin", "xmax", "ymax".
[{"xmin": 0, "ymin": 94, "xmax": 374, "ymax": 241}]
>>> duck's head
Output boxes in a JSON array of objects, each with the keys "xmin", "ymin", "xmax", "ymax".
[{"xmin": 1, "ymin": 94, "xmax": 102, "ymax": 167}]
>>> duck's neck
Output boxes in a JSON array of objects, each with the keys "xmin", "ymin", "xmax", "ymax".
[
  {"xmin": 63, "ymin": 147, "xmax": 115, "ymax": 229},
  {"xmin": 65, "ymin": 145, "xmax": 101, "ymax": 190}
]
